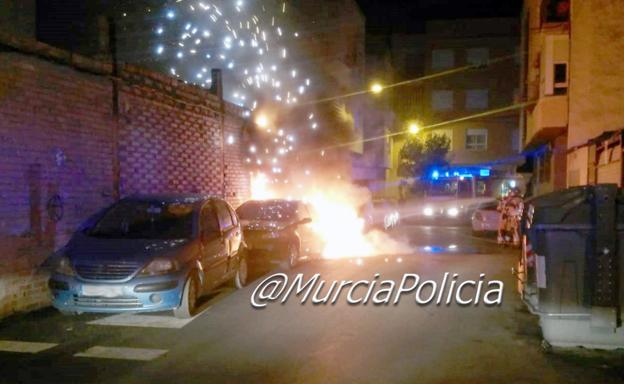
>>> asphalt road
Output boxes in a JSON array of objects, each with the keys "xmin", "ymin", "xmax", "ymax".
[{"xmin": 0, "ymin": 225, "xmax": 623, "ymax": 383}]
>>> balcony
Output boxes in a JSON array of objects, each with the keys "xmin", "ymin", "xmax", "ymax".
[{"xmin": 525, "ymin": 95, "xmax": 568, "ymax": 148}]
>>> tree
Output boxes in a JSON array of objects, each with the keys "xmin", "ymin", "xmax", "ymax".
[{"xmin": 398, "ymin": 133, "xmax": 451, "ymax": 178}]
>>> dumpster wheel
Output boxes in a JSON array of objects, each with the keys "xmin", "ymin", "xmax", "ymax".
[{"xmin": 540, "ymin": 339, "xmax": 553, "ymax": 354}]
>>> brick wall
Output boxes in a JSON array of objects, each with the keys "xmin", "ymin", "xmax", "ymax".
[{"xmin": 0, "ymin": 35, "xmax": 250, "ymax": 319}]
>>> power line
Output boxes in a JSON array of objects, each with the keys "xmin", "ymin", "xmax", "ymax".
[
  {"xmin": 303, "ymin": 100, "xmax": 536, "ymax": 154},
  {"xmin": 295, "ymin": 52, "xmax": 522, "ymax": 107}
]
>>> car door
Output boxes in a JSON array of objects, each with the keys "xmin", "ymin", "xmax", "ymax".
[
  {"xmin": 213, "ymin": 200, "xmax": 236, "ymax": 280},
  {"xmin": 225, "ymin": 202, "xmax": 243, "ymax": 259},
  {"xmin": 199, "ymin": 203, "xmax": 226, "ymax": 289}
]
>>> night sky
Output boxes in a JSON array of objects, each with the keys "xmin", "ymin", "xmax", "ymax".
[{"xmin": 356, "ymin": 0, "xmax": 523, "ymax": 32}]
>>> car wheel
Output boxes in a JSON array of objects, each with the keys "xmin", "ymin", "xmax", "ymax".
[
  {"xmin": 173, "ymin": 274, "xmax": 199, "ymax": 319},
  {"xmin": 287, "ymin": 242, "xmax": 299, "ymax": 269},
  {"xmin": 233, "ymin": 255, "xmax": 248, "ymax": 289}
]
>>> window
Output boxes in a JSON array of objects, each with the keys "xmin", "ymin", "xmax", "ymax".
[
  {"xmin": 215, "ymin": 201, "xmax": 234, "ymax": 230},
  {"xmin": 201, "ymin": 205, "xmax": 220, "ymax": 235},
  {"xmin": 543, "ymin": 0, "xmax": 570, "ymax": 23},
  {"xmin": 465, "ymin": 89, "xmax": 489, "ymax": 110},
  {"xmin": 431, "ymin": 49, "xmax": 454, "ymax": 70},
  {"xmin": 553, "ymin": 63, "xmax": 568, "ymax": 94},
  {"xmin": 466, "ymin": 48, "xmax": 489, "ymax": 66},
  {"xmin": 226, "ymin": 203, "xmax": 239, "ymax": 226},
  {"xmin": 431, "ymin": 90, "xmax": 453, "ymax": 111},
  {"xmin": 466, "ymin": 128, "xmax": 488, "ymax": 151}
]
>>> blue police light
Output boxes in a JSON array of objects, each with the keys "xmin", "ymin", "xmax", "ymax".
[
  {"xmin": 479, "ymin": 169, "xmax": 491, "ymax": 177},
  {"xmin": 431, "ymin": 170, "xmax": 440, "ymax": 180}
]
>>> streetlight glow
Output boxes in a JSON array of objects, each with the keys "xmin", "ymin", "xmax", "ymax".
[
  {"xmin": 370, "ymin": 83, "xmax": 383, "ymax": 94},
  {"xmin": 408, "ymin": 122, "xmax": 420, "ymax": 135}
]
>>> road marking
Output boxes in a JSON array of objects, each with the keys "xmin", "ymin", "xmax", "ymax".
[
  {"xmin": 87, "ymin": 307, "xmax": 209, "ymax": 329},
  {"xmin": 74, "ymin": 346, "xmax": 167, "ymax": 361},
  {"xmin": 0, "ymin": 340, "xmax": 58, "ymax": 353}
]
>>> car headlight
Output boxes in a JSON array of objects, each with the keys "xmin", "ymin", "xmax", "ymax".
[
  {"xmin": 447, "ymin": 207, "xmax": 460, "ymax": 217},
  {"xmin": 139, "ymin": 258, "xmax": 178, "ymax": 276},
  {"xmin": 54, "ymin": 255, "xmax": 76, "ymax": 277},
  {"xmin": 423, "ymin": 207, "xmax": 434, "ymax": 216}
]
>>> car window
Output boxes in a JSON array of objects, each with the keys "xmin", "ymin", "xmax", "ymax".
[
  {"xmin": 215, "ymin": 201, "xmax": 234, "ymax": 230},
  {"xmin": 226, "ymin": 203, "xmax": 239, "ymax": 226},
  {"xmin": 200, "ymin": 204, "xmax": 220, "ymax": 235},
  {"xmin": 87, "ymin": 200, "xmax": 195, "ymax": 240},
  {"xmin": 236, "ymin": 201, "xmax": 297, "ymax": 222}
]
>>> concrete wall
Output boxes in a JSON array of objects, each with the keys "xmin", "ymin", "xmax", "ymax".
[{"xmin": 0, "ymin": 35, "xmax": 250, "ymax": 318}]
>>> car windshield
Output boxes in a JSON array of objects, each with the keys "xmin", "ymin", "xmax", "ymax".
[
  {"xmin": 87, "ymin": 201, "xmax": 195, "ymax": 239},
  {"xmin": 236, "ymin": 201, "xmax": 297, "ymax": 222}
]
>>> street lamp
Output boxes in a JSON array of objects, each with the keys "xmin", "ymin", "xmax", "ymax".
[
  {"xmin": 370, "ymin": 83, "xmax": 383, "ymax": 94},
  {"xmin": 408, "ymin": 122, "xmax": 421, "ymax": 135}
]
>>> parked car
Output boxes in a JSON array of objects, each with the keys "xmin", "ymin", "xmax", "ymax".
[
  {"xmin": 47, "ymin": 194, "xmax": 247, "ymax": 318},
  {"xmin": 360, "ymin": 199, "xmax": 401, "ymax": 231},
  {"xmin": 471, "ymin": 200, "xmax": 501, "ymax": 236},
  {"xmin": 236, "ymin": 199, "xmax": 320, "ymax": 268}
]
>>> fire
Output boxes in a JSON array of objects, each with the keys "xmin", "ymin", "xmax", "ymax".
[
  {"xmin": 249, "ymin": 172, "xmax": 410, "ymax": 259},
  {"xmin": 250, "ymin": 172, "xmax": 272, "ymax": 200}
]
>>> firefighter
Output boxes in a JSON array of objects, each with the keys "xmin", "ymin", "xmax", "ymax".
[{"xmin": 497, "ymin": 187, "xmax": 524, "ymax": 247}]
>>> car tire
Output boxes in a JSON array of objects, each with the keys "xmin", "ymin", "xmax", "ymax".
[
  {"xmin": 173, "ymin": 273, "xmax": 199, "ymax": 319},
  {"xmin": 233, "ymin": 255, "xmax": 248, "ymax": 289},
  {"xmin": 287, "ymin": 242, "xmax": 299, "ymax": 269}
]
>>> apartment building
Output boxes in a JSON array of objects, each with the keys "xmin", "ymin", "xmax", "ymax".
[
  {"xmin": 386, "ymin": 18, "xmax": 521, "ymax": 198},
  {"xmin": 422, "ymin": 18, "xmax": 520, "ymax": 165},
  {"xmin": 521, "ymin": 0, "xmax": 624, "ymax": 193}
]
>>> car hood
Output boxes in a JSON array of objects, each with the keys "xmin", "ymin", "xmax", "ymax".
[
  {"xmin": 65, "ymin": 232, "xmax": 192, "ymax": 264},
  {"xmin": 241, "ymin": 219, "xmax": 287, "ymax": 232}
]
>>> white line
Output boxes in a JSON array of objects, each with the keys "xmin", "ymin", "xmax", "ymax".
[
  {"xmin": 74, "ymin": 346, "xmax": 167, "ymax": 361},
  {"xmin": 87, "ymin": 307, "xmax": 209, "ymax": 329},
  {"xmin": 0, "ymin": 340, "xmax": 58, "ymax": 353}
]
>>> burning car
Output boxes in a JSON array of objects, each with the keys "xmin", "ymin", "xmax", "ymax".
[
  {"xmin": 236, "ymin": 199, "xmax": 320, "ymax": 268},
  {"xmin": 47, "ymin": 195, "xmax": 247, "ymax": 318}
]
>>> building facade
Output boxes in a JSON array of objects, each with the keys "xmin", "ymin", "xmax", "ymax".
[
  {"xmin": 521, "ymin": 0, "xmax": 624, "ymax": 194},
  {"xmin": 422, "ymin": 18, "xmax": 520, "ymax": 165},
  {"xmin": 387, "ymin": 18, "xmax": 521, "ymax": 198}
]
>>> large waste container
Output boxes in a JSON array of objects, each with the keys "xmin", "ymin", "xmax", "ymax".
[{"xmin": 520, "ymin": 184, "xmax": 624, "ymax": 349}]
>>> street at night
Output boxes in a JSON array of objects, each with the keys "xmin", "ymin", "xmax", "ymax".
[
  {"xmin": 1, "ymin": 225, "xmax": 623, "ymax": 383},
  {"xmin": 2, "ymin": 0, "xmax": 624, "ymax": 383}
]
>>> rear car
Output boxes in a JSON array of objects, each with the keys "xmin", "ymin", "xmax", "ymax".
[
  {"xmin": 236, "ymin": 199, "xmax": 320, "ymax": 268},
  {"xmin": 360, "ymin": 199, "xmax": 401, "ymax": 231},
  {"xmin": 471, "ymin": 200, "xmax": 501, "ymax": 235},
  {"xmin": 47, "ymin": 195, "xmax": 247, "ymax": 318}
]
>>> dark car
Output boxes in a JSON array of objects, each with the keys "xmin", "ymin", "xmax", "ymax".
[
  {"xmin": 236, "ymin": 199, "xmax": 321, "ymax": 268},
  {"xmin": 47, "ymin": 195, "xmax": 247, "ymax": 318}
]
